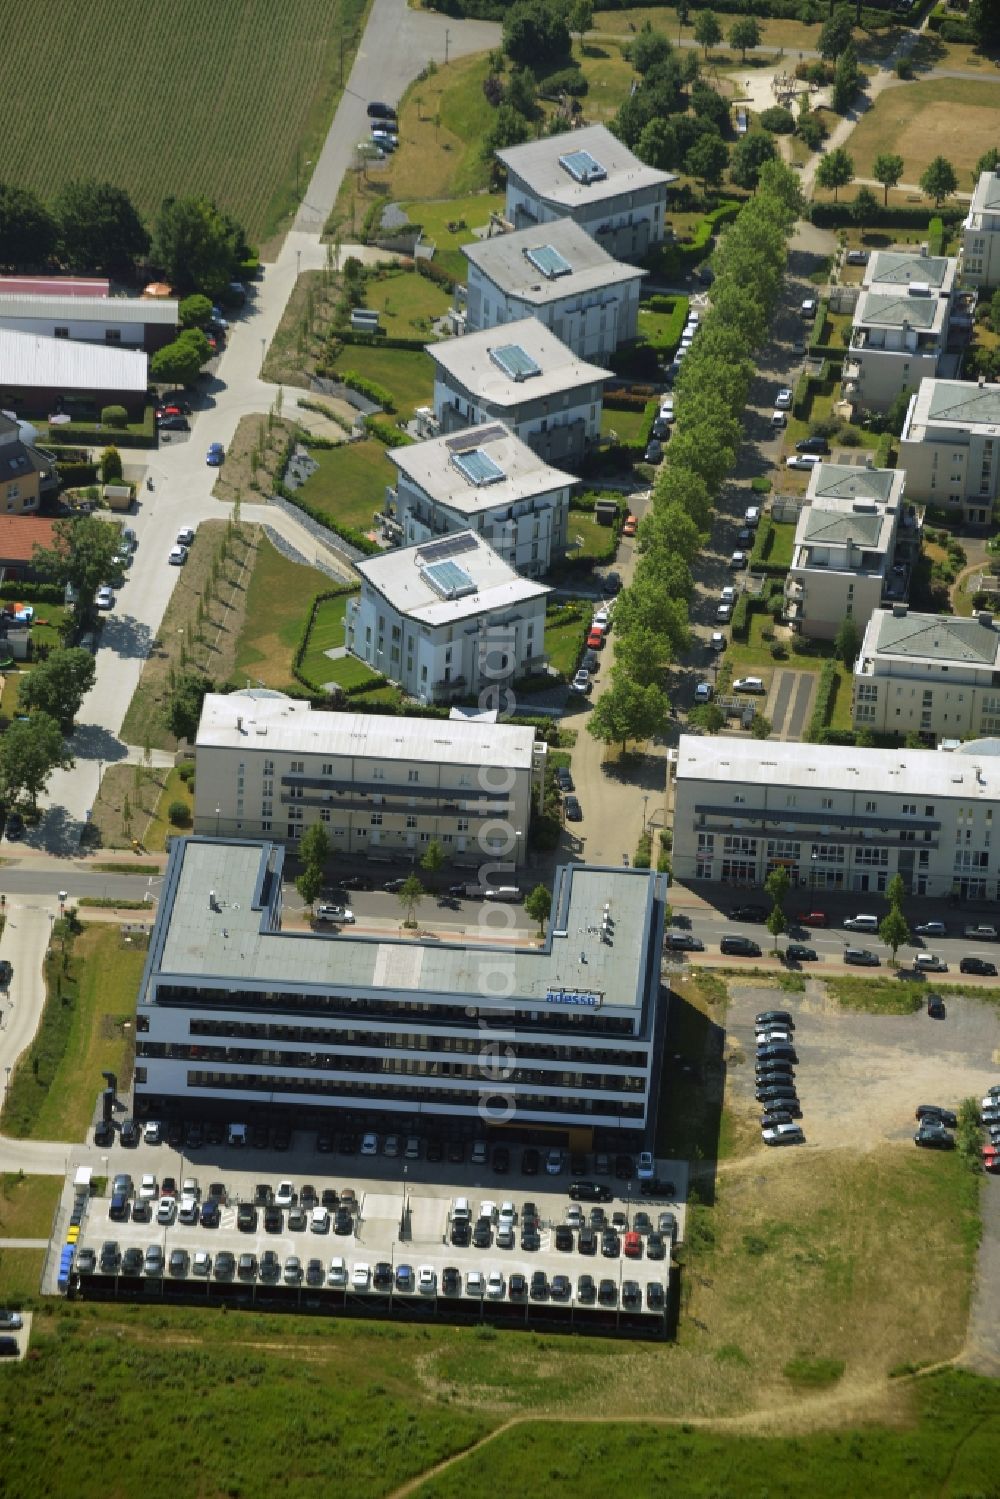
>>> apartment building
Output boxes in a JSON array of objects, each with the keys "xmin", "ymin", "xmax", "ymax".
[
  {"xmin": 428, "ymin": 317, "xmax": 609, "ymax": 469},
  {"xmin": 385, "ymin": 421, "xmax": 576, "ymax": 576},
  {"xmin": 193, "ymin": 690, "xmax": 544, "ymax": 865},
  {"xmin": 784, "ymin": 463, "xmax": 908, "ymax": 640},
  {"xmin": 462, "ymin": 218, "xmax": 644, "ymax": 361},
  {"xmin": 962, "ymin": 169, "xmax": 1000, "ymax": 289},
  {"xmin": 671, "ymin": 733, "xmax": 1000, "ymax": 899},
  {"xmin": 853, "ymin": 604, "xmax": 1000, "ymax": 741},
  {"xmin": 842, "ymin": 250, "xmax": 958, "ymax": 413},
  {"xmin": 131, "ymin": 837, "xmax": 671, "ymax": 1145},
  {"xmin": 347, "ymin": 530, "xmax": 550, "ymax": 704},
  {"xmin": 899, "ymin": 376, "xmax": 1000, "ymax": 526},
  {"xmin": 495, "ymin": 123, "xmax": 674, "ymax": 262}
]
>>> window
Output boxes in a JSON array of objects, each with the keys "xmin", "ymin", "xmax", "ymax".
[
  {"xmin": 290, "ymin": 760, "xmax": 304, "ymax": 773},
  {"xmin": 320, "ymin": 809, "xmax": 331, "ymax": 823},
  {"xmin": 373, "ymin": 767, "xmax": 384, "ymax": 780},
  {"xmin": 856, "ymin": 684, "xmax": 878, "ymax": 703},
  {"xmin": 261, "ymin": 820, "xmax": 271, "ymax": 833},
  {"xmin": 371, "ymin": 812, "xmax": 383, "ymax": 826},
  {"xmin": 321, "ymin": 763, "xmax": 333, "ymax": 776},
  {"xmin": 406, "ymin": 816, "xmax": 417, "ymax": 829},
  {"xmin": 902, "ymin": 803, "xmax": 916, "ymax": 815},
  {"xmin": 262, "ymin": 780, "xmax": 273, "ymax": 798},
  {"xmin": 457, "ymin": 818, "xmax": 469, "ymax": 832},
  {"xmin": 54, "ymin": 326, "xmax": 69, "ymax": 338},
  {"xmin": 104, "ymin": 329, "xmax": 122, "ymax": 342},
  {"xmin": 821, "ymin": 797, "xmax": 833, "ymax": 810},
  {"xmin": 865, "ymin": 800, "xmax": 877, "ymax": 813},
  {"xmin": 289, "ymin": 786, "xmax": 303, "ymax": 800},
  {"xmin": 263, "ymin": 760, "xmax": 274, "ymax": 775},
  {"xmin": 408, "ymin": 769, "xmax": 419, "ymax": 782}
]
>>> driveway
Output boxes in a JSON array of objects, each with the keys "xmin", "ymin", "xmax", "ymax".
[{"xmin": 766, "ymin": 668, "xmax": 816, "ymax": 741}]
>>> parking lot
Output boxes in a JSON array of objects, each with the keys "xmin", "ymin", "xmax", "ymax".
[{"xmin": 63, "ymin": 1138, "xmax": 688, "ymax": 1338}]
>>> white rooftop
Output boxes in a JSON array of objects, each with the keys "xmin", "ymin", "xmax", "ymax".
[
  {"xmin": 0, "ymin": 327, "xmax": 148, "ymax": 393},
  {"xmin": 0, "ymin": 294, "xmax": 178, "ymax": 325},
  {"xmin": 358, "ymin": 529, "xmax": 550, "ymax": 627},
  {"xmin": 388, "ymin": 421, "xmax": 577, "ymax": 515},
  {"xmin": 463, "ymin": 218, "xmax": 644, "ymax": 303},
  {"xmin": 496, "ymin": 124, "xmax": 674, "ymax": 210},
  {"xmin": 676, "ymin": 733, "xmax": 1000, "ymax": 801},
  {"xmin": 428, "ymin": 318, "xmax": 609, "ymax": 406},
  {"xmin": 196, "ymin": 691, "xmax": 538, "ymax": 769}
]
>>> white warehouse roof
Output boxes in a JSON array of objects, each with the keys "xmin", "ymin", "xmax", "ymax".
[
  {"xmin": 0, "ymin": 327, "xmax": 148, "ymax": 393},
  {"xmin": 0, "ymin": 294, "xmax": 178, "ymax": 325}
]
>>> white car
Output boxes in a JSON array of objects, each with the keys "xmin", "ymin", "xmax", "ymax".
[
  {"xmin": 275, "ymin": 1180, "xmax": 295, "ymax": 1208},
  {"xmin": 786, "ymin": 454, "xmax": 821, "ymax": 470},
  {"xmin": 192, "ymin": 1251, "xmax": 211, "ymax": 1277},
  {"xmin": 637, "ymin": 1151, "xmax": 655, "ymax": 1180},
  {"xmin": 800, "ymin": 298, "xmax": 817, "ymax": 320},
  {"xmin": 686, "ymin": 310, "xmax": 700, "ymax": 326},
  {"xmin": 360, "ymin": 1132, "xmax": 378, "ymax": 1155},
  {"xmin": 756, "ymin": 1029, "xmax": 793, "ymax": 1045},
  {"xmin": 659, "ymin": 397, "xmax": 675, "ymax": 422},
  {"xmin": 310, "ymin": 1207, "xmax": 330, "ymax": 1234},
  {"xmin": 138, "ymin": 1174, "xmax": 158, "ymax": 1200},
  {"xmin": 733, "ymin": 676, "xmax": 766, "ymax": 694},
  {"xmin": 486, "ymin": 1271, "xmax": 505, "ymax": 1300},
  {"xmin": 352, "ymin": 1262, "xmax": 371, "ymax": 1291},
  {"xmin": 694, "ymin": 682, "xmax": 713, "ymax": 702},
  {"xmin": 710, "ymin": 631, "xmax": 726, "ymax": 652},
  {"xmin": 716, "ymin": 602, "xmax": 732, "ymax": 623},
  {"xmin": 328, "ymin": 1257, "xmax": 348, "ymax": 1287},
  {"xmin": 763, "ymin": 1123, "xmax": 804, "ymax": 1146},
  {"xmin": 95, "ymin": 586, "xmax": 115, "ymax": 610},
  {"xmin": 545, "ymin": 1149, "xmax": 564, "ymax": 1175},
  {"xmin": 178, "ymin": 1195, "xmax": 199, "ymax": 1225},
  {"xmin": 719, "ymin": 585, "xmax": 736, "ymax": 604},
  {"xmin": 156, "ymin": 1197, "xmax": 176, "ymax": 1225},
  {"xmin": 571, "ymin": 668, "xmax": 591, "ymax": 694},
  {"xmin": 729, "ymin": 551, "xmax": 749, "ymax": 569},
  {"xmin": 565, "ymin": 1205, "xmax": 584, "ymax": 1228},
  {"xmin": 744, "ymin": 506, "xmax": 761, "ymax": 528},
  {"xmin": 418, "ymin": 1265, "xmax": 437, "ymax": 1295},
  {"xmin": 143, "ymin": 1121, "xmax": 162, "ymax": 1145},
  {"xmin": 168, "ymin": 545, "xmax": 188, "ymax": 566},
  {"xmin": 176, "ymin": 527, "xmax": 196, "ymax": 546},
  {"xmin": 315, "ymin": 904, "xmax": 355, "ymax": 923},
  {"xmin": 479, "ymin": 1200, "xmax": 498, "ymax": 1222},
  {"xmin": 466, "ymin": 1269, "xmax": 485, "ymax": 1296},
  {"xmin": 775, "ymin": 387, "xmax": 793, "ymax": 409}
]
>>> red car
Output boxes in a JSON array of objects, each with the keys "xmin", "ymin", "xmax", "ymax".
[
  {"xmin": 793, "ymin": 910, "xmax": 828, "ymax": 928},
  {"xmin": 586, "ymin": 627, "xmax": 605, "ymax": 651},
  {"xmin": 623, "ymin": 514, "xmax": 638, "ymax": 537},
  {"xmin": 623, "ymin": 1230, "xmax": 642, "ymax": 1259},
  {"xmin": 983, "ymin": 1145, "xmax": 1000, "ymax": 1174}
]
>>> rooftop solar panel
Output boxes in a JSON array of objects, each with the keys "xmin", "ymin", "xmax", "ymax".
[
  {"xmin": 417, "ymin": 533, "xmax": 479, "ymax": 564},
  {"xmin": 558, "ymin": 149, "xmax": 607, "ymax": 185},
  {"xmin": 489, "ymin": 343, "xmax": 541, "ymax": 382},
  {"xmin": 422, "ymin": 559, "xmax": 478, "ymax": 599},
  {"xmin": 525, "ymin": 244, "xmax": 573, "ymax": 280},
  {"xmin": 451, "ymin": 448, "xmax": 506, "ymax": 486}
]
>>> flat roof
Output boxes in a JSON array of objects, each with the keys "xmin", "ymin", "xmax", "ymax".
[
  {"xmin": 0, "ymin": 295, "xmax": 178, "ymax": 325},
  {"xmin": 865, "ymin": 251, "xmax": 954, "ymax": 289},
  {"xmin": 389, "ymin": 421, "xmax": 577, "ymax": 515},
  {"xmin": 675, "ymin": 732, "xmax": 1000, "ymax": 801},
  {"xmin": 196, "ymin": 691, "xmax": 538, "ymax": 768},
  {"xmin": 967, "ymin": 169, "xmax": 1000, "ymax": 226},
  {"xmin": 428, "ymin": 318, "xmax": 609, "ymax": 406},
  {"xmin": 904, "ymin": 376, "xmax": 1000, "ymax": 438},
  {"xmin": 357, "ymin": 529, "xmax": 550, "ymax": 626},
  {"xmin": 496, "ymin": 124, "xmax": 674, "ymax": 210},
  {"xmin": 864, "ymin": 606, "xmax": 1000, "ymax": 668},
  {"xmin": 463, "ymin": 218, "xmax": 643, "ymax": 304},
  {"xmin": 146, "ymin": 839, "xmax": 661, "ymax": 1015},
  {"xmin": 0, "ymin": 327, "xmax": 147, "ymax": 393}
]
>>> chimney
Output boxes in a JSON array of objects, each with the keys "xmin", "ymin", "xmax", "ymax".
[
  {"xmin": 980, "ymin": 374, "xmax": 987, "ymax": 388},
  {"xmin": 978, "ymin": 611, "xmax": 994, "ymax": 628},
  {"xmin": 892, "ymin": 603, "xmax": 908, "ymax": 618},
  {"xmin": 236, "ymin": 715, "xmax": 244, "ymax": 733},
  {"xmin": 919, "ymin": 242, "xmax": 928, "ymax": 257}
]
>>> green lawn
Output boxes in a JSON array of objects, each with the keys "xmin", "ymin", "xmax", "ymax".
[
  {"xmin": 0, "ymin": 1175, "xmax": 62, "ymax": 1239},
  {"xmin": 298, "ymin": 591, "xmax": 392, "ymax": 696},
  {"xmin": 752, "ymin": 519, "xmax": 795, "ymax": 573},
  {"xmin": 601, "ymin": 406, "xmax": 647, "ymax": 442},
  {"xmin": 0, "ymin": 0, "xmax": 368, "ymax": 243},
  {"xmin": 143, "ymin": 766, "xmax": 194, "ymax": 851},
  {"xmin": 295, "ymin": 437, "xmax": 394, "ymax": 531},
  {"xmin": 363, "ymin": 268, "xmax": 452, "ymax": 339},
  {"xmin": 232, "ymin": 537, "xmax": 335, "ymax": 692},
  {"xmin": 544, "ymin": 601, "xmax": 589, "ymax": 678},
  {"xmin": 399, "ymin": 193, "xmax": 505, "ymax": 284},
  {"xmin": 565, "ymin": 509, "xmax": 619, "ymax": 564},
  {"xmin": 327, "ymin": 345, "xmax": 435, "ymax": 418}
]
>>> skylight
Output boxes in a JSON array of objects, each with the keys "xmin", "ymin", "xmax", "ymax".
[
  {"xmin": 558, "ymin": 149, "xmax": 607, "ymax": 185},
  {"xmin": 525, "ymin": 244, "xmax": 572, "ymax": 279},
  {"xmin": 451, "ymin": 448, "xmax": 505, "ymax": 486},
  {"xmin": 489, "ymin": 343, "xmax": 541, "ymax": 382}
]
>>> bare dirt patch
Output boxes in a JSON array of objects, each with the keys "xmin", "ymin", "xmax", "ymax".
[{"xmin": 212, "ymin": 412, "xmax": 304, "ymax": 507}]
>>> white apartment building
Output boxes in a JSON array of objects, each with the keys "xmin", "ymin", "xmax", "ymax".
[
  {"xmin": 962, "ymin": 170, "xmax": 1000, "ymax": 289},
  {"xmin": 192, "ymin": 690, "xmax": 544, "ymax": 865},
  {"xmin": 784, "ymin": 463, "xmax": 907, "ymax": 640},
  {"xmin": 386, "ymin": 422, "xmax": 576, "ymax": 577},
  {"xmin": 132, "ymin": 837, "xmax": 671, "ymax": 1145},
  {"xmin": 347, "ymin": 530, "xmax": 550, "ymax": 704},
  {"xmin": 899, "ymin": 376, "xmax": 1000, "ymax": 526},
  {"xmin": 462, "ymin": 218, "xmax": 644, "ymax": 361},
  {"xmin": 428, "ymin": 318, "xmax": 609, "ymax": 469},
  {"xmin": 671, "ymin": 733, "xmax": 1000, "ymax": 899},
  {"xmin": 853, "ymin": 604, "xmax": 1000, "ymax": 741},
  {"xmin": 843, "ymin": 250, "xmax": 958, "ymax": 413},
  {"xmin": 496, "ymin": 124, "xmax": 674, "ymax": 262}
]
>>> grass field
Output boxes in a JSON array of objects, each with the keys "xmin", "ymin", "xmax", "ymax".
[
  {"xmin": 231, "ymin": 537, "xmax": 334, "ymax": 692},
  {"xmin": 845, "ymin": 79, "xmax": 1000, "ymax": 184},
  {"xmin": 601, "ymin": 406, "xmax": 647, "ymax": 442},
  {"xmin": 544, "ymin": 602, "xmax": 589, "ymax": 678},
  {"xmin": 398, "ymin": 194, "xmax": 505, "ymax": 284},
  {"xmin": 327, "ymin": 345, "xmax": 436, "ymax": 417},
  {"xmin": 592, "ymin": 6, "xmax": 828, "ymax": 51},
  {"xmin": 0, "ymin": 1175, "xmax": 62, "ymax": 1239},
  {"xmin": 0, "ymin": 0, "xmax": 368, "ymax": 244},
  {"xmin": 295, "ymin": 436, "xmax": 395, "ymax": 531},
  {"xmin": 364, "ymin": 268, "xmax": 452, "ymax": 338},
  {"xmin": 1, "ymin": 925, "xmax": 144, "ymax": 1142},
  {"xmin": 143, "ymin": 767, "xmax": 194, "ymax": 851}
]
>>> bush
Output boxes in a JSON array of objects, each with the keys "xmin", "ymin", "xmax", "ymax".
[
  {"xmin": 805, "ymin": 659, "xmax": 838, "ymax": 742},
  {"xmin": 760, "ymin": 106, "xmax": 795, "ymax": 134},
  {"xmin": 797, "ymin": 114, "xmax": 826, "ymax": 151},
  {"xmin": 99, "ymin": 446, "xmax": 123, "ymax": 483},
  {"xmin": 415, "ymin": 258, "xmax": 456, "ymax": 293},
  {"xmin": 927, "ymin": 216, "xmax": 944, "ymax": 256},
  {"xmin": 99, "ymin": 405, "xmax": 128, "ymax": 429},
  {"xmin": 177, "ymin": 762, "xmax": 195, "ymax": 783},
  {"xmin": 167, "ymin": 800, "xmax": 192, "ymax": 827},
  {"xmin": 537, "ymin": 65, "xmax": 587, "ymax": 98},
  {"xmin": 365, "ymin": 416, "xmax": 414, "ymax": 446},
  {"xmin": 750, "ymin": 476, "xmax": 772, "ymax": 493},
  {"xmin": 339, "ymin": 370, "xmax": 395, "ymax": 412},
  {"xmin": 56, "ymin": 461, "xmax": 99, "ymax": 486}
]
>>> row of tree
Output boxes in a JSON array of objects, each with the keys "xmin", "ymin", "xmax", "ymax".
[
  {"xmin": 0, "ymin": 179, "xmax": 250, "ymax": 297},
  {"xmin": 586, "ymin": 160, "xmax": 803, "ymax": 758}
]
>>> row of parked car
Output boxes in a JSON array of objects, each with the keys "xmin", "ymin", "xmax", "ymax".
[
  {"xmin": 754, "ymin": 1009, "xmax": 805, "ymax": 1146},
  {"xmin": 448, "ymin": 1194, "xmax": 678, "ymax": 1260}
]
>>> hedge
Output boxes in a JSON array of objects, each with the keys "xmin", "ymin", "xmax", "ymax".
[
  {"xmin": 56, "ymin": 461, "xmax": 99, "ymax": 485},
  {"xmin": 804, "ymin": 660, "xmax": 838, "ymax": 742},
  {"xmin": 874, "ymin": 432, "xmax": 895, "ymax": 469},
  {"xmin": 730, "ymin": 593, "xmax": 751, "ymax": 643},
  {"xmin": 41, "ymin": 413, "xmax": 157, "ymax": 449},
  {"xmin": 334, "ymin": 329, "xmax": 428, "ymax": 351},
  {"xmin": 643, "ymin": 202, "xmax": 740, "ymax": 281},
  {"xmin": 415, "ymin": 258, "xmax": 456, "ymax": 294},
  {"xmin": 638, "ymin": 293, "xmax": 689, "ymax": 353},
  {"xmin": 537, "ymin": 66, "xmax": 588, "ymax": 99},
  {"xmin": 808, "ymin": 299, "xmax": 830, "ymax": 353},
  {"xmin": 810, "ymin": 203, "xmax": 964, "ymax": 230},
  {"xmin": 0, "ymin": 581, "xmax": 66, "ymax": 605},
  {"xmin": 927, "ymin": 6, "xmax": 974, "ymax": 40},
  {"xmin": 272, "ymin": 481, "xmax": 381, "ymax": 556},
  {"xmin": 340, "ymin": 370, "xmax": 395, "ymax": 412},
  {"xmin": 638, "ymin": 397, "xmax": 659, "ymax": 449},
  {"xmin": 365, "ymin": 415, "xmax": 414, "ymax": 446},
  {"xmin": 927, "ymin": 216, "xmax": 944, "ymax": 257}
]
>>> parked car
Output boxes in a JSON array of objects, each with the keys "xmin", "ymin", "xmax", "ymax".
[
  {"xmin": 729, "ymin": 550, "xmax": 749, "ymax": 569},
  {"xmin": 786, "ymin": 454, "xmax": 822, "ymax": 470},
  {"xmin": 730, "ymin": 904, "xmax": 768, "ymax": 923},
  {"xmin": 961, "ymin": 956, "xmax": 997, "ymax": 975},
  {"xmin": 914, "ymin": 1123, "xmax": 955, "ymax": 1149},
  {"xmin": 570, "ymin": 668, "xmax": 591, "ymax": 694},
  {"xmin": 964, "ymin": 925, "xmax": 998, "ymax": 941},
  {"xmin": 732, "ymin": 677, "xmax": 765, "ymax": 695},
  {"xmin": 796, "ymin": 436, "xmax": 830, "ymax": 455},
  {"xmin": 916, "ymin": 1105, "xmax": 957, "ymax": 1128},
  {"xmin": 845, "ymin": 948, "xmax": 880, "ymax": 966},
  {"xmin": 775, "ymin": 387, "xmax": 793, "ymax": 409},
  {"xmin": 786, "ymin": 943, "xmax": 818, "ymax": 962},
  {"xmin": 206, "ymin": 442, "xmax": 225, "ymax": 466},
  {"xmin": 914, "ymin": 921, "xmax": 947, "ymax": 937},
  {"xmin": 564, "ymin": 795, "xmax": 582, "ymax": 822},
  {"xmin": 720, "ymin": 934, "xmax": 762, "ymax": 956}
]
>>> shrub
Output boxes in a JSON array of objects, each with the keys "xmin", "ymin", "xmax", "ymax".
[
  {"xmin": 167, "ymin": 800, "xmax": 192, "ymax": 827},
  {"xmin": 177, "ymin": 762, "xmax": 196, "ymax": 783},
  {"xmin": 415, "ymin": 258, "xmax": 456, "ymax": 293},
  {"xmin": 805, "ymin": 660, "xmax": 837, "ymax": 742},
  {"xmin": 750, "ymin": 476, "xmax": 772, "ymax": 493},
  {"xmin": 365, "ymin": 415, "xmax": 414, "ymax": 446},
  {"xmin": 927, "ymin": 216, "xmax": 944, "ymax": 256},
  {"xmin": 797, "ymin": 114, "xmax": 826, "ymax": 151},
  {"xmin": 100, "ymin": 405, "xmax": 128, "ymax": 429},
  {"xmin": 760, "ymin": 106, "xmax": 795, "ymax": 134},
  {"xmin": 339, "ymin": 370, "xmax": 395, "ymax": 412},
  {"xmin": 538, "ymin": 66, "xmax": 587, "ymax": 98},
  {"xmin": 99, "ymin": 446, "xmax": 123, "ymax": 482},
  {"xmin": 56, "ymin": 461, "xmax": 99, "ymax": 486}
]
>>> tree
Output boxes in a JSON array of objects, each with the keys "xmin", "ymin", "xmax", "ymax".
[
  {"xmin": 31, "ymin": 515, "xmax": 122, "ymax": 618},
  {"xmin": 818, "ymin": 5, "xmax": 853, "ymax": 61},
  {"xmin": 675, "ymin": 0, "xmax": 691, "ymax": 41},
  {"xmin": 586, "ymin": 673, "xmax": 670, "ymax": 755},
  {"xmin": 832, "ymin": 43, "xmax": 861, "ymax": 114},
  {"xmin": 850, "ymin": 185, "xmax": 879, "ymax": 233},
  {"xmin": 815, "ymin": 146, "xmax": 854, "ymax": 202},
  {"xmin": 150, "ymin": 328, "xmax": 212, "ymax": 387},
  {"xmin": 767, "ymin": 904, "xmax": 787, "ymax": 951},
  {"xmin": 765, "ymin": 867, "xmax": 791, "ymax": 912},
  {"xmin": 421, "ymin": 838, "xmax": 446, "ymax": 878},
  {"xmin": 54, "ymin": 179, "xmax": 149, "ymax": 274},
  {"xmin": 0, "ymin": 712, "xmax": 71, "ymax": 813},
  {"xmin": 988, "ymin": 289, "xmax": 1000, "ymax": 336},
  {"xmin": 166, "ymin": 671, "xmax": 214, "ymax": 742},
  {"xmin": 397, "ymin": 874, "xmax": 425, "ymax": 927},
  {"xmin": 296, "ymin": 865, "xmax": 324, "ymax": 906},
  {"xmin": 688, "ymin": 702, "xmax": 725, "ymax": 734},
  {"xmin": 0, "ymin": 183, "xmax": 57, "ymax": 268},
  {"xmin": 299, "ymin": 823, "xmax": 330, "ymax": 871},
  {"xmin": 920, "ymin": 155, "xmax": 958, "ymax": 208},
  {"xmin": 525, "ymin": 883, "xmax": 552, "ymax": 936},
  {"xmin": 100, "ymin": 446, "xmax": 123, "ymax": 483},
  {"xmin": 969, "ymin": 0, "xmax": 1000, "ymax": 49},
  {"xmin": 629, "ymin": 21, "xmax": 671, "ymax": 74},
  {"xmin": 872, "ymin": 151, "xmax": 904, "ymax": 207},
  {"xmin": 684, "ymin": 132, "xmax": 729, "ymax": 191},
  {"xmin": 691, "ymin": 81, "xmax": 729, "ymax": 134},
  {"xmin": 693, "ymin": 9, "xmax": 721, "ymax": 55},
  {"xmin": 505, "ymin": 65, "xmax": 538, "ymax": 119},
  {"xmin": 18, "ymin": 647, "xmax": 96, "ymax": 731},
  {"xmin": 886, "ymin": 872, "xmax": 906, "ymax": 912},
  {"xmin": 729, "ymin": 16, "xmax": 761, "ymax": 61},
  {"xmin": 636, "ymin": 118, "xmax": 680, "ymax": 171},
  {"xmin": 568, "ymin": 0, "xmax": 593, "ymax": 49},
  {"xmin": 179, "ymin": 293, "xmax": 214, "ymax": 329},
  {"xmin": 153, "ymin": 196, "xmax": 249, "ymax": 298},
  {"xmin": 502, "ymin": 0, "xmax": 571, "ymax": 68},
  {"xmin": 730, "ymin": 133, "xmax": 777, "ymax": 192},
  {"xmin": 834, "ymin": 615, "xmax": 861, "ymax": 666},
  {"xmin": 750, "ymin": 713, "xmax": 772, "ymax": 740},
  {"xmin": 974, "ymin": 147, "xmax": 1000, "ymax": 182},
  {"xmin": 482, "ymin": 104, "xmax": 531, "ymax": 161},
  {"xmin": 879, "ymin": 904, "xmax": 910, "ymax": 964}
]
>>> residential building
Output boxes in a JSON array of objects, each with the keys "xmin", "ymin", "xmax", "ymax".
[
  {"xmin": 386, "ymin": 421, "xmax": 576, "ymax": 575},
  {"xmin": 131, "ymin": 836, "xmax": 671, "ymax": 1145},
  {"xmin": 462, "ymin": 218, "xmax": 644, "ymax": 360},
  {"xmin": 853, "ymin": 604, "xmax": 1000, "ymax": 741},
  {"xmin": 671, "ymin": 733, "xmax": 1000, "ymax": 899},
  {"xmin": 0, "ymin": 293, "xmax": 177, "ymax": 352},
  {"xmin": 842, "ymin": 250, "xmax": 959, "ymax": 413},
  {"xmin": 783, "ymin": 463, "xmax": 908, "ymax": 640},
  {"xmin": 898, "ymin": 376, "xmax": 1000, "ymax": 526},
  {"xmin": 0, "ymin": 327, "xmax": 147, "ymax": 420},
  {"xmin": 347, "ymin": 530, "xmax": 550, "ymax": 704},
  {"xmin": 496, "ymin": 123, "xmax": 674, "ymax": 261},
  {"xmin": 0, "ymin": 515, "xmax": 58, "ymax": 581},
  {"xmin": 0, "ymin": 414, "xmax": 58, "ymax": 514},
  {"xmin": 428, "ymin": 317, "xmax": 609, "ymax": 468},
  {"xmin": 961, "ymin": 169, "xmax": 1000, "ymax": 289},
  {"xmin": 193, "ymin": 689, "xmax": 545, "ymax": 865}
]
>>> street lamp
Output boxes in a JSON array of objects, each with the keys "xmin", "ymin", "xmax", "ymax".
[
  {"xmin": 215, "ymin": 806, "xmax": 221, "ymax": 838},
  {"xmin": 642, "ymin": 795, "xmax": 649, "ymax": 834},
  {"xmin": 3, "ymin": 1066, "xmax": 10, "ymax": 1104}
]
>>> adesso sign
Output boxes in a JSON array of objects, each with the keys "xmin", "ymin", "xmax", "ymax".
[{"xmin": 545, "ymin": 989, "xmax": 603, "ymax": 1009}]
